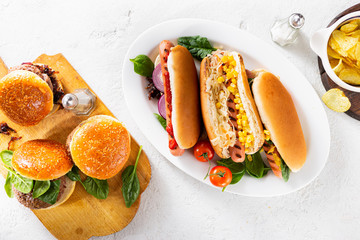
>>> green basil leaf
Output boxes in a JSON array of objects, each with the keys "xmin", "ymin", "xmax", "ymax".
[
  {"xmin": 4, "ymin": 172, "xmax": 13, "ymax": 198},
  {"xmin": 217, "ymin": 158, "xmax": 245, "ymax": 175},
  {"xmin": 154, "ymin": 113, "xmax": 166, "ymax": 130},
  {"xmin": 33, "ymin": 180, "xmax": 51, "ymax": 198},
  {"xmin": 178, "ymin": 36, "xmax": 217, "ymax": 60},
  {"xmin": 66, "ymin": 166, "xmax": 82, "ymax": 182},
  {"xmin": 121, "ymin": 165, "xmax": 140, "ymax": 208},
  {"xmin": 0, "ymin": 150, "xmax": 13, "ymax": 167},
  {"xmin": 38, "ymin": 180, "xmax": 60, "ymax": 205},
  {"xmin": 230, "ymin": 171, "xmax": 245, "ymax": 185},
  {"xmin": 281, "ymin": 160, "xmax": 290, "ymax": 182},
  {"xmin": 130, "ymin": 55, "xmax": 154, "ymax": 77},
  {"xmin": 121, "ymin": 146, "xmax": 142, "ymax": 208},
  {"xmin": 83, "ymin": 177, "xmax": 109, "ymax": 199},
  {"xmin": 245, "ymin": 151, "xmax": 266, "ymax": 178}
]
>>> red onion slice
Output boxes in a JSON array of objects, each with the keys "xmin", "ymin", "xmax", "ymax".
[
  {"xmin": 152, "ymin": 63, "xmax": 164, "ymax": 92},
  {"xmin": 158, "ymin": 94, "xmax": 166, "ymax": 119}
]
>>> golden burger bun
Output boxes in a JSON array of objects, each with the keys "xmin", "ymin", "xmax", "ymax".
[
  {"xmin": 12, "ymin": 139, "xmax": 74, "ymax": 181},
  {"xmin": 67, "ymin": 115, "xmax": 131, "ymax": 179},
  {"xmin": 0, "ymin": 70, "xmax": 54, "ymax": 126}
]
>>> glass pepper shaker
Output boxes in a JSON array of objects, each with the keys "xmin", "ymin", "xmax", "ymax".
[
  {"xmin": 62, "ymin": 89, "xmax": 96, "ymax": 115},
  {"xmin": 270, "ymin": 13, "xmax": 305, "ymax": 46}
]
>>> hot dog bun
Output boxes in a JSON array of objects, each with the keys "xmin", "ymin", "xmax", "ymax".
[
  {"xmin": 200, "ymin": 51, "xmax": 264, "ymax": 159},
  {"xmin": 251, "ymin": 70, "xmax": 306, "ymax": 172},
  {"xmin": 168, "ymin": 45, "xmax": 201, "ymax": 149}
]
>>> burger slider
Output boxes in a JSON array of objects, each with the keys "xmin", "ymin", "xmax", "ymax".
[
  {"xmin": 0, "ymin": 63, "xmax": 64, "ymax": 126},
  {"xmin": 67, "ymin": 115, "xmax": 131, "ymax": 179},
  {"xmin": 9, "ymin": 139, "xmax": 75, "ymax": 209}
]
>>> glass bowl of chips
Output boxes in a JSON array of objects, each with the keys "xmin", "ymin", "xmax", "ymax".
[{"xmin": 310, "ymin": 11, "xmax": 360, "ymax": 92}]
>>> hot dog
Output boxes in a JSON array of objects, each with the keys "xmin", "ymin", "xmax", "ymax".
[
  {"xmin": 159, "ymin": 40, "xmax": 201, "ymax": 156},
  {"xmin": 251, "ymin": 70, "xmax": 307, "ymax": 178},
  {"xmin": 200, "ymin": 50, "xmax": 264, "ymax": 162}
]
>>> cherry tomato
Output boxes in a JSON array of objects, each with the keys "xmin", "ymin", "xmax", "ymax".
[
  {"xmin": 193, "ymin": 140, "xmax": 215, "ymax": 162},
  {"xmin": 209, "ymin": 166, "xmax": 232, "ymax": 188}
]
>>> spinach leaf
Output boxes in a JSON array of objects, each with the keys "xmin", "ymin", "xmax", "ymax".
[
  {"xmin": 217, "ymin": 158, "xmax": 245, "ymax": 175},
  {"xmin": 230, "ymin": 171, "xmax": 245, "ymax": 185},
  {"xmin": 33, "ymin": 180, "xmax": 51, "ymax": 198},
  {"xmin": 0, "ymin": 150, "xmax": 13, "ymax": 167},
  {"xmin": 38, "ymin": 180, "xmax": 60, "ymax": 205},
  {"xmin": 83, "ymin": 177, "xmax": 109, "ymax": 200},
  {"xmin": 178, "ymin": 36, "xmax": 216, "ymax": 60},
  {"xmin": 281, "ymin": 159, "xmax": 290, "ymax": 182},
  {"xmin": 5, "ymin": 167, "xmax": 34, "ymax": 194},
  {"xmin": 130, "ymin": 55, "xmax": 154, "ymax": 77},
  {"xmin": 4, "ymin": 172, "xmax": 13, "ymax": 198},
  {"xmin": 66, "ymin": 166, "xmax": 82, "ymax": 182},
  {"xmin": 121, "ymin": 146, "xmax": 142, "ymax": 208},
  {"xmin": 154, "ymin": 113, "xmax": 166, "ymax": 130},
  {"xmin": 245, "ymin": 151, "xmax": 267, "ymax": 178}
]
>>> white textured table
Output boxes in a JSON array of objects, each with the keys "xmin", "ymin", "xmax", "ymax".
[{"xmin": 1, "ymin": 0, "xmax": 360, "ymax": 239}]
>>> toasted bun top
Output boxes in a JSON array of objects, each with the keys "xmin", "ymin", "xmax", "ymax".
[
  {"xmin": 168, "ymin": 45, "xmax": 201, "ymax": 149},
  {"xmin": 69, "ymin": 115, "xmax": 131, "ymax": 179},
  {"xmin": 0, "ymin": 70, "xmax": 53, "ymax": 126},
  {"xmin": 252, "ymin": 70, "xmax": 307, "ymax": 172},
  {"xmin": 12, "ymin": 140, "xmax": 74, "ymax": 181}
]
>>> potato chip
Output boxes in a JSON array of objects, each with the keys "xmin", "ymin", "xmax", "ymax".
[
  {"xmin": 327, "ymin": 45, "xmax": 341, "ymax": 59},
  {"xmin": 329, "ymin": 59, "xmax": 339, "ymax": 68},
  {"xmin": 339, "ymin": 68, "xmax": 360, "ymax": 85},
  {"xmin": 347, "ymin": 30, "xmax": 360, "ymax": 39},
  {"xmin": 332, "ymin": 59, "xmax": 345, "ymax": 74},
  {"xmin": 340, "ymin": 23, "xmax": 358, "ymax": 33},
  {"xmin": 321, "ymin": 88, "xmax": 351, "ymax": 112},
  {"xmin": 332, "ymin": 30, "xmax": 358, "ymax": 51},
  {"xmin": 329, "ymin": 36, "xmax": 348, "ymax": 57}
]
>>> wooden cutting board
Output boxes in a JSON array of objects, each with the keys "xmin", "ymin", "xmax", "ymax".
[{"xmin": 0, "ymin": 54, "xmax": 152, "ymax": 240}]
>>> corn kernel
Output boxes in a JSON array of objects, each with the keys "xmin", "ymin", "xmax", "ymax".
[
  {"xmin": 223, "ymin": 66, "xmax": 228, "ymax": 72},
  {"xmin": 217, "ymin": 76, "xmax": 225, "ymax": 83},
  {"xmin": 232, "ymin": 79, "xmax": 237, "ymax": 84},
  {"xmin": 221, "ymin": 56, "xmax": 228, "ymax": 63},
  {"xmin": 230, "ymin": 60, "xmax": 236, "ymax": 66},
  {"xmin": 233, "ymin": 71, "xmax": 239, "ymax": 77},
  {"xmin": 227, "ymin": 86, "xmax": 234, "ymax": 93},
  {"xmin": 235, "ymin": 93, "xmax": 240, "ymax": 98},
  {"xmin": 230, "ymin": 83, "xmax": 236, "ymax": 88},
  {"xmin": 227, "ymin": 72, "xmax": 233, "ymax": 79},
  {"xmin": 234, "ymin": 98, "xmax": 239, "ymax": 104},
  {"xmin": 216, "ymin": 102, "xmax": 221, "ymax": 108},
  {"xmin": 237, "ymin": 114, "xmax": 241, "ymax": 119},
  {"xmin": 239, "ymin": 107, "xmax": 244, "ymax": 113},
  {"xmin": 228, "ymin": 56, "xmax": 234, "ymax": 62},
  {"xmin": 242, "ymin": 115, "xmax": 247, "ymax": 121},
  {"xmin": 235, "ymin": 104, "xmax": 240, "ymax": 110},
  {"xmin": 237, "ymin": 119, "xmax": 241, "ymax": 125}
]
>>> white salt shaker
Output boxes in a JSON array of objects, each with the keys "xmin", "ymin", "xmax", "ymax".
[
  {"xmin": 62, "ymin": 89, "xmax": 96, "ymax": 115},
  {"xmin": 271, "ymin": 13, "xmax": 305, "ymax": 46}
]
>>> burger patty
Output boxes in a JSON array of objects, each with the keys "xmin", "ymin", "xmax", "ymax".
[
  {"xmin": 13, "ymin": 175, "xmax": 67, "ymax": 209},
  {"xmin": 9, "ymin": 63, "xmax": 64, "ymax": 103}
]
